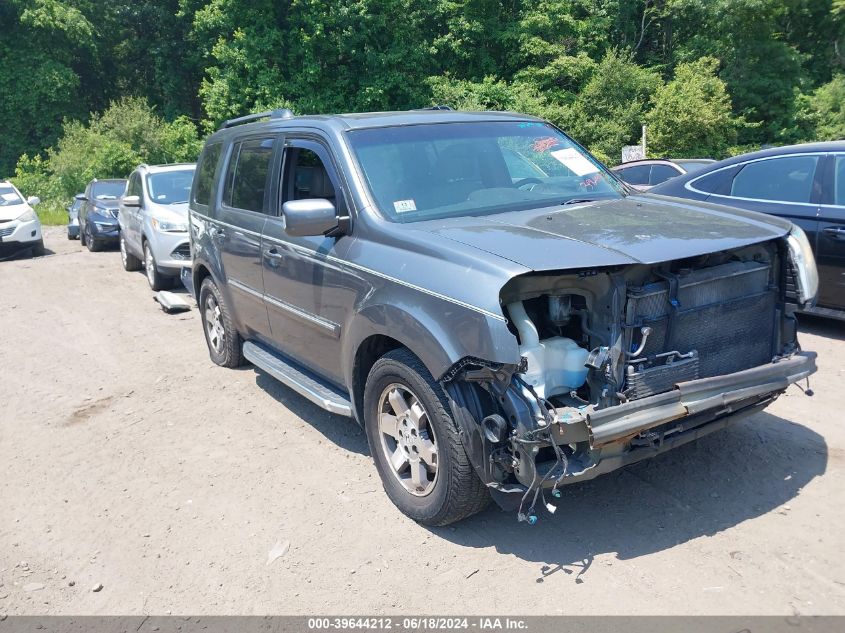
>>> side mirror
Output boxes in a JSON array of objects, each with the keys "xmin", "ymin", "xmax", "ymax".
[
  {"xmin": 27, "ymin": 196, "xmax": 40, "ymax": 207},
  {"xmin": 75, "ymin": 193, "xmax": 86, "ymax": 201},
  {"xmin": 122, "ymin": 195, "xmax": 141, "ymax": 208},
  {"xmin": 282, "ymin": 199, "xmax": 339, "ymax": 237}
]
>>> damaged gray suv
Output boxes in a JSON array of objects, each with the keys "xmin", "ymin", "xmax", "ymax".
[{"xmin": 188, "ymin": 108, "xmax": 818, "ymax": 526}]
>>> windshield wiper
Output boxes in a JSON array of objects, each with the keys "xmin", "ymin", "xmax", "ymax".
[{"xmin": 561, "ymin": 198, "xmax": 596, "ymax": 205}]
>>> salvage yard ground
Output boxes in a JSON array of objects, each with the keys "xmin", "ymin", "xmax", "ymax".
[{"xmin": 1, "ymin": 227, "xmax": 844, "ymax": 615}]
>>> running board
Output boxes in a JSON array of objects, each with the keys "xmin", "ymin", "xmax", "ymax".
[
  {"xmin": 800, "ymin": 305, "xmax": 845, "ymax": 321},
  {"xmin": 243, "ymin": 341, "xmax": 353, "ymax": 416}
]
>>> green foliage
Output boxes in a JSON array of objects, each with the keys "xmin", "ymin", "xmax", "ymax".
[
  {"xmin": 3, "ymin": 0, "xmax": 844, "ymax": 185},
  {"xmin": 566, "ymin": 50, "xmax": 662, "ymax": 163},
  {"xmin": 801, "ymin": 74, "xmax": 845, "ymax": 140},
  {"xmin": 646, "ymin": 57, "xmax": 745, "ymax": 158},
  {"xmin": 11, "ymin": 98, "xmax": 201, "ymax": 218},
  {"xmin": 0, "ymin": 0, "xmax": 96, "ymax": 174},
  {"xmin": 428, "ymin": 76, "xmax": 550, "ymax": 114}
]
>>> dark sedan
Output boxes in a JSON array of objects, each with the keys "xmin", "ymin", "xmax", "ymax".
[
  {"xmin": 651, "ymin": 142, "xmax": 845, "ymax": 317},
  {"xmin": 79, "ymin": 179, "xmax": 127, "ymax": 251}
]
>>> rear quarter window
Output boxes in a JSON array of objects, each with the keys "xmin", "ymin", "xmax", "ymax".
[
  {"xmin": 688, "ymin": 166, "xmax": 738, "ymax": 196},
  {"xmin": 193, "ymin": 143, "xmax": 222, "ymax": 206}
]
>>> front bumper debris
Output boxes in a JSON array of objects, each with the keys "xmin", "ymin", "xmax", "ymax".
[{"xmin": 581, "ymin": 351, "xmax": 817, "ymax": 447}]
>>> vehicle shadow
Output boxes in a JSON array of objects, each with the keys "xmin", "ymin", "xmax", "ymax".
[
  {"xmin": 0, "ymin": 245, "xmax": 56, "ymax": 261},
  {"xmin": 429, "ymin": 411, "xmax": 827, "ymax": 583},
  {"xmin": 253, "ymin": 370, "xmax": 369, "ymax": 456},
  {"xmin": 799, "ymin": 314, "xmax": 845, "ymax": 341},
  {"xmin": 244, "ymin": 369, "xmax": 827, "ymax": 581}
]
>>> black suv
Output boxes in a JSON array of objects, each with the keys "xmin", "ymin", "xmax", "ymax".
[{"xmin": 188, "ymin": 108, "xmax": 816, "ymax": 526}]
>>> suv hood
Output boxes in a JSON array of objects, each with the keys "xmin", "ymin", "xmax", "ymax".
[
  {"xmin": 147, "ymin": 201, "xmax": 189, "ymax": 222},
  {"xmin": 0, "ymin": 202, "xmax": 31, "ymax": 222},
  {"xmin": 416, "ymin": 194, "xmax": 792, "ymax": 271},
  {"xmin": 92, "ymin": 198, "xmax": 121, "ymax": 211}
]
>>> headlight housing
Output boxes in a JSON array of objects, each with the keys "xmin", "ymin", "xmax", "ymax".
[
  {"xmin": 151, "ymin": 217, "xmax": 187, "ymax": 233},
  {"xmin": 786, "ymin": 224, "xmax": 819, "ymax": 307},
  {"xmin": 16, "ymin": 209, "xmax": 38, "ymax": 223}
]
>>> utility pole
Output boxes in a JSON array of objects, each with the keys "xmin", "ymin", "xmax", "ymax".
[{"xmin": 642, "ymin": 124, "xmax": 647, "ymax": 157}]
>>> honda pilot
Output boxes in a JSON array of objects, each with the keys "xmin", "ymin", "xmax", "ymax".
[{"xmin": 187, "ymin": 108, "xmax": 818, "ymax": 526}]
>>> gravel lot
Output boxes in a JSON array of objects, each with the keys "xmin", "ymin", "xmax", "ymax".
[{"xmin": 1, "ymin": 227, "xmax": 844, "ymax": 616}]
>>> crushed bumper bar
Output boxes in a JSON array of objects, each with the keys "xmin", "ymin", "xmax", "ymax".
[{"xmin": 585, "ymin": 352, "xmax": 817, "ymax": 447}]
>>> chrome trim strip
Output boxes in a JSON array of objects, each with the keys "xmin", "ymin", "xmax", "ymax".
[
  {"xmin": 227, "ymin": 278, "xmax": 340, "ymax": 337},
  {"xmin": 228, "ymin": 278, "xmax": 263, "ymax": 300},
  {"xmin": 190, "ymin": 210, "xmax": 507, "ymax": 322},
  {"xmin": 263, "ymin": 293, "xmax": 341, "ymax": 338}
]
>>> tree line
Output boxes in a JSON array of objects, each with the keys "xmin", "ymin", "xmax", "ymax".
[{"xmin": 2, "ymin": 0, "xmax": 844, "ymax": 213}]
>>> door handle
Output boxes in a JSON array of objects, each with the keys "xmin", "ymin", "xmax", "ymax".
[
  {"xmin": 212, "ymin": 226, "xmax": 226, "ymax": 239},
  {"xmin": 263, "ymin": 248, "xmax": 283, "ymax": 265},
  {"xmin": 823, "ymin": 227, "xmax": 845, "ymax": 240}
]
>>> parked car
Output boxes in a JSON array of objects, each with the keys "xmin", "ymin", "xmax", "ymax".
[
  {"xmin": 612, "ymin": 158, "xmax": 715, "ymax": 191},
  {"xmin": 118, "ymin": 163, "xmax": 195, "ymax": 290},
  {"xmin": 66, "ymin": 193, "xmax": 84, "ymax": 240},
  {"xmin": 0, "ymin": 180, "xmax": 44, "ymax": 259},
  {"xmin": 187, "ymin": 108, "xmax": 817, "ymax": 526},
  {"xmin": 651, "ymin": 142, "xmax": 845, "ymax": 317},
  {"xmin": 79, "ymin": 179, "xmax": 127, "ymax": 251}
]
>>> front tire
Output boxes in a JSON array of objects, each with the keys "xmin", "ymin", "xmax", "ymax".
[
  {"xmin": 198, "ymin": 277, "xmax": 244, "ymax": 368},
  {"xmin": 364, "ymin": 348, "xmax": 489, "ymax": 526},
  {"xmin": 120, "ymin": 234, "xmax": 142, "ymax": 271},
  {"xmin": 30, "ymin": 239, "xmax": 46, "ymax": 257},
  {"xmin": 85, "ymin": 223, "xmax": 102, "ymax": 252},
  {"xmin": 143, "ymin": 240, "xmax": 173, "ymax": 290}
]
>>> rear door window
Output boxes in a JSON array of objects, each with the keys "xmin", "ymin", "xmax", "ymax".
[
  {"xmin": 222, "ymin": 137, "xmax": 275, "ymax": 213},
  {"xmin": 730, "ymin": 155, "xmax": 821, "ymax": 203},
  {"xmin": 649, "ymin": 164, "xmax": 681, "ymax": 185},
  {"xmin": 616, "ymin": 165, "xmax": 650, "ymax": 185}
]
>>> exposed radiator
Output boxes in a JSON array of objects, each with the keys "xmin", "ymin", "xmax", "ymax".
[
  {"xmin": 626, "ymin": 352, "xmax": 699, "ymax": 400},
  {"xmin": 624, "ymin": 260, "xmax": 777, "ymax": 396}
]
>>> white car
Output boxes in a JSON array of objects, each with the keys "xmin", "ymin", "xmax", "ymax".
[
  {"xmin": 118, "ymin": 163, "xmax": 196, "ymax": 290},
  {"xmin": 0, "ymin": 180, "xmax": 44, "ymax": 259}
]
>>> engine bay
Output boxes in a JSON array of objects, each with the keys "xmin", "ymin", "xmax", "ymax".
[{"xmin": 498, "ymin": 239, "xmax": 796, "ymax": 413}]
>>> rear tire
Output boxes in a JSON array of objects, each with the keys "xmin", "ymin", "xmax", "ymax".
[
  {"xmin": 363, "ymin": 348, "xmax": 489, "ymax": 526},
  {"xmin": 143, "ymin": 240, "xmax": 173, "ymax": 290},
  {"xmin": 199, "ymin": 277, "xmax": 244, "ymax": 368},
  {"xmin": 120, "ymin": 234, "xmax": 142, "ymax": 271},
  {"xmin": 79, "ymin": 225, "xmax": 86, "ymax": 246}
]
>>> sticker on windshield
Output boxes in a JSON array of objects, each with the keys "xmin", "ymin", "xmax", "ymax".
[
  {"xmin": 393, "ymin": 199, "xmax": 417, "ymax": 213},
  {"xmin": 2, "ymin": 193, "xmax": 18, "ymax": 202},
  {"xmin": 550, "ymin": 148, "xmax": 599, "ymax": 176}
]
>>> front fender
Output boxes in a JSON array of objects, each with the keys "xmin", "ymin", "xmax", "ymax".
[{"xmin": 342, "ymin": 296, "xmax": 519, "ymax": 389}]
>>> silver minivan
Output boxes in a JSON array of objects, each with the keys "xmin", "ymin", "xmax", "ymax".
[{"xmin": 118, "ymin": 163, "xmax": 196, "ymax": 290}]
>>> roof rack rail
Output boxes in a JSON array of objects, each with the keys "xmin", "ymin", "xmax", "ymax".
[
  {"xmin": 423, "ymin": 104, "xmax": 453, "ymax": 111},
  {"xmin": 219, "ymin": 108, "xmax": 295, "ymax": 130}
]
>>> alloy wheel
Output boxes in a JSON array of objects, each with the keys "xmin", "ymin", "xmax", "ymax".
[
  {"xmin": 145, "ymin": 244, "xmax": 155, "ymax": 287},
  {"xmin": 120, "ymin": 236, "xmax": 128, "ymax": 268},
  {"xmin": 377, "ymin": 384, "xmax": 438, "ymax": 496},
  {"xmin": 204, "ymin": 294, "xmax": 225, "ymax": 354}
]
